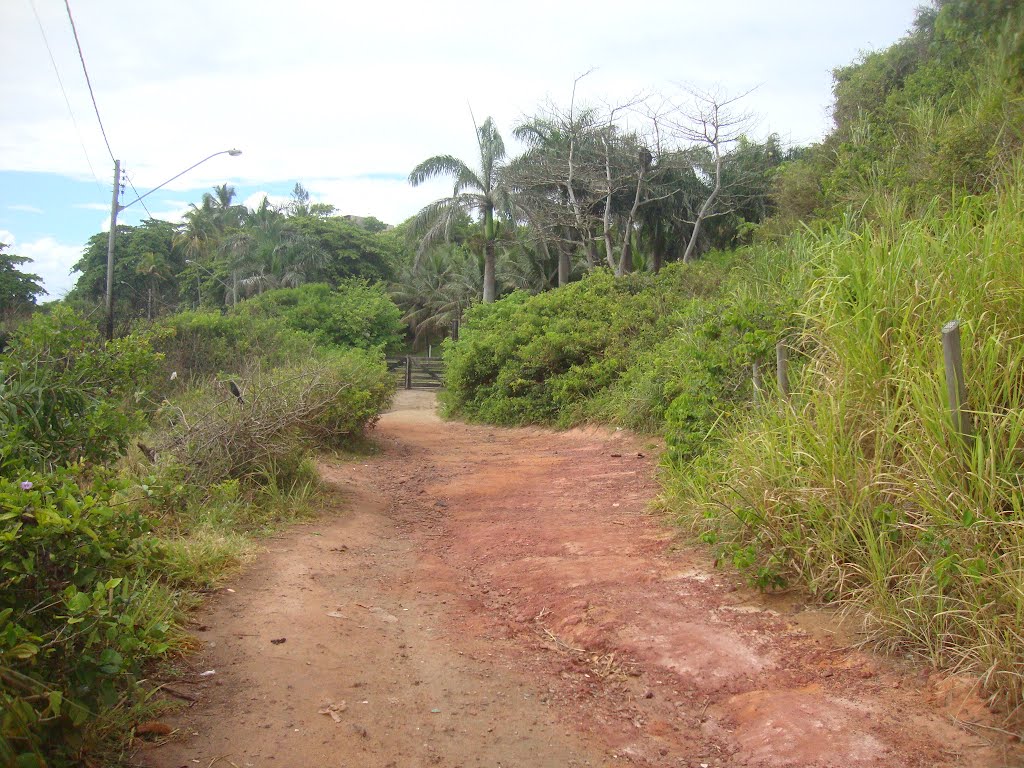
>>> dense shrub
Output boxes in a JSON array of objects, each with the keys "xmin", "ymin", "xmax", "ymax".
[
  {"xmin": 151, "ymin": 349, "xmax": 394, "ymax": 493},
  {"xmin": 442, "ymin": 260, "xmax": 732, "ymax": 428},
  {"xmin": 0, "ymin": 468, "xmax": 169, "ymax": 766},
  {"xmin": 152, "ymin": 309, "xmax": 315, "ymax": 392},
  {"xmin": 0, "ymin": 306, "xmax": 162, "ymax": 476},
  {"xmin": 237, "ymin": 281, "xmax": 404, "ymax": 353},
  {"xmin": 586, "ymin": 250, "xmax": 802, "ymax": 449}
]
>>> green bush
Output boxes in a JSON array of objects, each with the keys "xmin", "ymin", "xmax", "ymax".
[
  {"xmin": 442, "ymin": 260, "xmax": 731, "ymax": 428},
  {"xmin": 587, "ymin": 249, "xmax": 802, "ymax": 447},
  {"xmin": 0, "ymin": 307, "xmax": 162, "ymax": 476},
  {"xmin": 237, "ymin": 281, "xmax": 404, "ymax": 353},
  {"xmin": 302, "ymin": 348, "xmax": 397, "ymax": 446},
  {"xmin": 151, "ymin": 349, "xmax": 394, "ymax": 494},
  {"xmin": 0, "ymin": 467, "xmax": 169, "ymax": 766},
  {"xmin": 152, "ymin": 309, "xmax": 316, "ymax": 392}
]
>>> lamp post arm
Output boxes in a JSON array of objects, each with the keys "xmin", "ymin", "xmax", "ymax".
[{"xmin": 120, "ymin": 149, "xmax": 242, "ymax": 211}]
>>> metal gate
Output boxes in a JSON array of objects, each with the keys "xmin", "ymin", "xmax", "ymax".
[{"xmin": 385, "ymin": 356, "xmax": 445, "ymax": 390}]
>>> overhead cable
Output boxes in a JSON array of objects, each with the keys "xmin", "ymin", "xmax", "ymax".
[
  {"xmin": 63, "ymin": 0, "xmax": 116, "ymax": 164},
  {"xmin": 29, "ymin": 0, "xmax": 103, "ymax": 191}
]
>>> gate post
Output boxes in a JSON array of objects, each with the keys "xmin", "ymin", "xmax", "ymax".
[{"xmin": 405, "ymin": 356, "xmax": 412, "ymax": 390}]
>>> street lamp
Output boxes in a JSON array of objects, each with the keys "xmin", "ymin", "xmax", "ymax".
[{"xmin": 105, "ymin": 149, "xmax": 242, "ymax": 340}]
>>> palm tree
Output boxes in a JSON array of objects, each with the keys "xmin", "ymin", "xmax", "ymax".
[
  {"xmin": 391, "ymin": 244, "xmax": 480, "ymax": 349},
  {"xmin": 135, "ymin": 250, "xmax": 172, "ymax": 320},
  {"xmin": 174, "ymin": 184, "xmax": 246, "ymax": 291},
  {"xmin": 227, "ymin": 197, "xmax": 326, "ymax": 297},
  {"xmin": 408, "ymin": 116, "xmax": 510, "ymax": 303}
]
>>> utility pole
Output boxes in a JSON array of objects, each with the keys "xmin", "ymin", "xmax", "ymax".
[
  {"xmin": 105, "ymin": 159, "xmax": 121, "ymax": 341},
  {"xmin": 102, "ymin": 149, "xmax": 241, "ymax": 338}
]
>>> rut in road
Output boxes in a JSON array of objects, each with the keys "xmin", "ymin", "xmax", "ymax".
[{"xmin": 137, "ymin": 391, "xmax": 1019, "ymax": 768}]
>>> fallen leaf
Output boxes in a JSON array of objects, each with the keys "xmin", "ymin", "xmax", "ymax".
[
  {"xmin": 271, "ymin": 637, "xmax": 286, "ymax": 645},
  {"xmin": 318, "ymin": 699, "xmax": 347, "ymax": 723},
  {"xmin": 135, "ymin": 721, "xmax": 172, "ymax": 737}
]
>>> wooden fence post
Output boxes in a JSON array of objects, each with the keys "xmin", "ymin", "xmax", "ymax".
[
  {"xmin": 752, "ymin": 362, "xmax": 763, "ymax": 402},
  {"xmin": 405, "ymin": 356, "xmax": 412, "ymax": 390},
  {"xmin": 776, "ymin": 341, "xmax": 790, "ymax": 400},
  {"xmin": 942, "ymin": 320, "xmax": 973, "ymax": 438}
]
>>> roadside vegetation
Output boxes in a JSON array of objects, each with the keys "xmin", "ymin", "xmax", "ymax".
[
  {"xmin": 3, "ymin": 0, "xmax": 1023, "ymax": 761},
  {"xmin": 1, "ymin": 284, "xmax": 394, "ymax": 763},
  {"xmin": 439, "ymin": 1, "xmax": 1024, "ymax": 716}
]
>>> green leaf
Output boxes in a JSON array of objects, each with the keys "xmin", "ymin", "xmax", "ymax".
[
  {"xmin": 66, "ymin": 591, "xmax": 92, "ymax": 615},
  {"xmin": 47, "ymin": 690, "xmax": 62, "ymax": 716},
  {"xmin": 98, "ymin": 648, "xmax": 123, "ymax": 674},
  {"xmin": 8, "ymin": 642, "xmax": 39, "ymax": 660}
]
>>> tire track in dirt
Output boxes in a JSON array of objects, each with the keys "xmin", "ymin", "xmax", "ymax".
[{"xmin": 137, "ymin": 391, "xmax": 1019, "ymax": 768}]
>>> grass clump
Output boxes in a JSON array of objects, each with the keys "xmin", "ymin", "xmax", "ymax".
[{"xmin": 669, "ymin": 165, "xmax": 1024, "ymax": 709}]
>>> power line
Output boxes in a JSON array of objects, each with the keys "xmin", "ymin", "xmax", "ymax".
[
  {"xmin": 63, "ymin": 0, "xmax": 116, "ymax": 164},
  {"xmin": 29, "ymin": 0, "xmax": 103, "ymax": 192},
  {"xmin": 124, "ymin": 171, "xmax": 154, "ymax": 220}
]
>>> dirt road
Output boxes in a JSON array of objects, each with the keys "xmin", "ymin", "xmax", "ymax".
[{"xmin": 137, "ymin": 391, "xmax": 1018, "ymax": 768}]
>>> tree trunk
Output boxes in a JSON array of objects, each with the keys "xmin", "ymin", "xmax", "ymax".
[
  {"xmin": 483, "ymin": 240, "xmax": 496, "ymax": 303},
  {"xmin": 652, "ymin": 245, "xmax": 664, "ymax": 273},
  {"xmin": 558, "ymin": 244, "xmax": 570, "ymax": 287},
  {"xmin": 584, "ymin": 237, "xmax": 597, "ymax": 269},
  {"xmin": 483, "ymin": 206, "xmax": 497, "ymax": 303},
  {"xmin": 602, "ymin": 135, "xmax": 617, "ymax": 270},
  {"xmin": 651, "ymin": 220, "xmax": 665, "ymax": 273},
  {"xmin": 683, "ymin": 143, "xmax": 722, "ymax": 264},
  {"xmin": 616, "ymin": 165, "xmax": 646, "ymax": 276},
  {"xmin": 147, "ymin": 285, "xmax": 153, "ymax": 320}
]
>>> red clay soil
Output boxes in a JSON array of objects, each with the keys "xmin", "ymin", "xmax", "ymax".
[{"xmin": 136, "ymin": 391, "xmax": 1020, "ymax": 768}]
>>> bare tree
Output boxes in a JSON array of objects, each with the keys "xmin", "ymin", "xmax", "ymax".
[
  {"xmin": 666, "ymin": 87, "xmax": 754, "ymax": 263},
  {"xmin": 506, "ymin": 83, "xmax": 757, "ymax": 280}
]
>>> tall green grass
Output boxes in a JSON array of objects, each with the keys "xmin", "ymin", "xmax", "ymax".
[{"xmin": 669, "ymin": 162, "xmax": 1024, "ymax": 709}]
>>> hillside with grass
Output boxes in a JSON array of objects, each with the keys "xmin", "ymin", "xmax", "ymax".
[{"xmin": 440, "ymin": 1, "xmax": 1024, "ymax": 711}]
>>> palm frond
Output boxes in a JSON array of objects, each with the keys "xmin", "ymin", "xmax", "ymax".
[{"xmin": 409, "ymin": 155, "xmax": 480, "ymax": 189}]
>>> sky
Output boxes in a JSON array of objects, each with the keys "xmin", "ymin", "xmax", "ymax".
[{"xmin": 0, "ymin": 0, "xmax": 921, "ymax": 300}]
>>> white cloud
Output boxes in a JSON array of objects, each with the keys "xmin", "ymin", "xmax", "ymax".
[
  {"xmin": 8, "ymin": 204, "xmax": 43, "ymax": 214},
  {"xmin": 0, "ymin": 231, "xmax": 83, "ymax": 299},
  {"xmin": 144, "ymin": 205, "xmax": 191, "ymax": 224},
  {"xmin": 306, "ymin": 177, "xmax": 449, "ymax": 227},
  {"xmin": 1, "ymin": 0, "xmax": 921, "ymax": 266},
  {"xmin": 2, "ymin": 0, "xmax": 920, "ymax": 200}
]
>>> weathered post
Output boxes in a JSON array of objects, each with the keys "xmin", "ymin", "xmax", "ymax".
[
  {"xmin": 942, "ymin": 320, "xmax": 973, "ymax": 438},
  {"xmin": 405, "ymin": 356, "xmax": 412, "ymax": 390},
  {"xmin": 752, "ymin": 362, "xmax": 763, "ymax": 402},
  {"xmin": 776, "ymin": 341, "xmax": 790, "ymax": 400}
]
